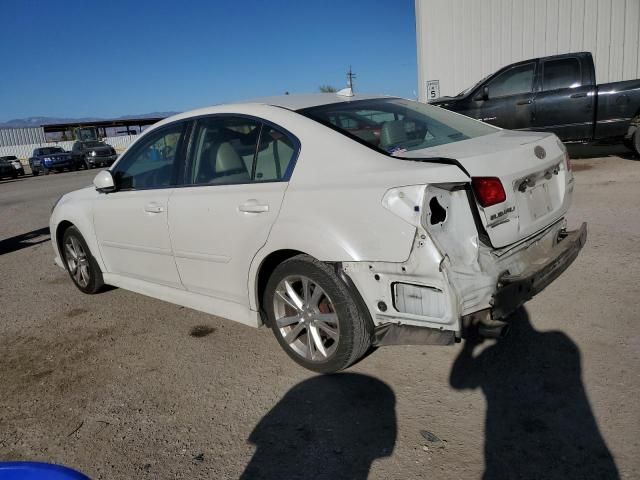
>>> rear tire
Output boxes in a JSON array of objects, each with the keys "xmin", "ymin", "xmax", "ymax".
[
  {"xmin": 61, "ymin": 226, "xmax": 104, "ymax": 294},
  {"xmin": 263, "ymin": 254, "xmax": 373, "ymax": 373},
  {"xmin": 32, "ymin": 170, "xmax": 39, "ymax": 176}
]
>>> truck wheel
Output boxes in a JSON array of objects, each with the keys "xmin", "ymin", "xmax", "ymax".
[
  {"xmin": 633, "ymin": 129, "xmax": 640, "ymax": 157},
  {"xmin": 263, "ymin": 254, "xmax": 373, "ymax": 373},
  {"xmin": 61, "ymin": 226, "xmax": 104, "ymax": 294},
  {"xmin": 44, "ymin": 168, "xmax": 50, "ymax": 175},
  {"xmin": 32, "ymin": 170, "xmax": 39, "ymax": 176}
]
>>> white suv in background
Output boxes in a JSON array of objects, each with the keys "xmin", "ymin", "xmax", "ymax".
[{"xmin": 50, "ymin": 93, "xmax": 586, "ymax": 373}]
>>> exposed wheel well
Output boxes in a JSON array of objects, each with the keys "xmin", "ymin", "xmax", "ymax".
[
  {"xmin": 55, "ymin": 220, "xmax": 74, "ymax": 253},
  {"xmin": 255, "ymin": 249, "xmax": 305, "ymax": 320}
]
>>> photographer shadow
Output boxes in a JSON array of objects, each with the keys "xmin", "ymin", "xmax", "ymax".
[
  {"xmin": 241, "ymin": 373, "xmax": 396, "ymax": 480},
  {"xmin": 450, "ymin": 308, "xmax": 619, "ymax": 479}
]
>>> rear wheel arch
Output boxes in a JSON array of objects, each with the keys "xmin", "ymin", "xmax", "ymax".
[{"xmin": 255, "ymin": 249, "xmax": 306, "ymax": 322}]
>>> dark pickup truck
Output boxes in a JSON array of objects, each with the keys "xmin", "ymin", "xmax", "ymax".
[
  {"xmin": 431, "ymin": 52, "xmax": 640, "ymax": 155},
  {"xmin": 71, "ymin": 140, "xmax": 118, "ymax": 168}
]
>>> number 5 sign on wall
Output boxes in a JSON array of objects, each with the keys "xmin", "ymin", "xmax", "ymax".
[{"xmin": 426, "ymin": 80, "xmax": 440, "ymax": 102}]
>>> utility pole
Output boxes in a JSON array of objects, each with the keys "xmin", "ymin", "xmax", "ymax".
[{"xmin": 346, "ymin": 66, "xmax": 356, "ymax": 93}]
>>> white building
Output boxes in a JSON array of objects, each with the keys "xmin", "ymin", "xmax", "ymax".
[{"xmin": 416, "ymin": 0, "xmax": 640, "ymax": 102}]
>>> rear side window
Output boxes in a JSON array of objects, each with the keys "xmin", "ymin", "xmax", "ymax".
[
  {"xmin": 486, "ymin": 63, "xmax": 535, "ymax": 98},
  {"xmin": 188, "ymin": 117, "xmax": 260, "ymax": 185},
  {"xmin": 187, "ymin": 116, "xmax": 296, "ymax": 185},
  {"xmin": 542, "ymin": 58, "xmax": 581, "ymax": 91},
  {"xmin": 253, "ymin": 126, "xmax": 296, "ymax": 181}
]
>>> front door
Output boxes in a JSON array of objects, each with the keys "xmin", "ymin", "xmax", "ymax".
[
  {"xmin": 168, "ymin": 116, "xmax": 298, "ymax": 305},
  {"xmin": 469, "ymin": 62, "xmax": 537, "ymax": 130},
  {"xmin": 93, "ymin": 121, "xmax": 188, "ymax": 288}
]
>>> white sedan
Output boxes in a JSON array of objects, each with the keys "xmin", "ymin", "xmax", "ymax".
[{"xmin": 50, "ymin": 93, "xmax": 586, "ymax": 373}]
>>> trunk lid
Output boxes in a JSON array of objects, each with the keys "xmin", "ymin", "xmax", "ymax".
[{"xmin": 401, "ymin": 130, "xmax": 574, "ymax": 248}]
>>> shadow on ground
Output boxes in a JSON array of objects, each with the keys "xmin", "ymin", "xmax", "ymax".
[
  {"xmin": 567, "ymin": 143, "xmax": 637, "ymax": 160},
  {"xmin": 241, "ymin": 373, "xmax": 396, "ymax": 480},
  {"xmin": 450, "ymin": 308, "xmax": 619, "ymax": 480},
  {"xmin": 0, "ymin": 227, "xmax": 50, "ymax": 256}
]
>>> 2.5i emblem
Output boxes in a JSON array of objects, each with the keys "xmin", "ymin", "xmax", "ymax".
[{"xmin": 534, "ymin": 146, "xmax": 546, "ymax": 159}]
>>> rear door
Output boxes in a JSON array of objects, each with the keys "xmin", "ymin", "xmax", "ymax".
[
  {"xmin": 167, "ymin": 115, "xmax": 299, "ymax": 305},
  {"xmin": 471, "ymin": 62, "xmax": 536, "ymax": 130},
  {"xmin": 533, "ymin": 56, "xmax": 595, "ymax": 140}
]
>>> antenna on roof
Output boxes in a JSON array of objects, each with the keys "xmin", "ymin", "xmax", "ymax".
[
  {"xmin": 336, "ymin": 65, "xmax": 356, "ymax": 97},
  {"xmin": 347, "ymin": 65, "xmax": 356, "ymax": 91}
]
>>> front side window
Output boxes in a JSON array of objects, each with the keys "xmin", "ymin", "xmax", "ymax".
[
  {"xmin": 542, "ymin": 58, "xmax": 581, "ymax": 91},
  {"xmin": 188, "ymin": 117, "xmax": 296, "ymax": 185},
  {"xmin": 300, "ymin": 98, "xmax": 497, "ymax": 153},
  {"xmin": 113, "ymin": 122, "xmax": 186, "ymax": 190},
  {"xmin": 486, "ymin": 63, "xmax": 535, "ymax": 98}
]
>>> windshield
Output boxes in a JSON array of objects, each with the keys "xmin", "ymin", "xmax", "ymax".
[
  {"xmin": 84, "ymin": 141, "xmax": 106, "ymax": 148},
  {"xmin": 38, "ymin": 147, "xmax": 64, "ymax": 155},
  {"xmin": 456, "ymin": 74, "xmax": 491, "ymax": 96},
  {"xmin": 299, "ymin": 98, "xmax": 497, "ymax": 154}
]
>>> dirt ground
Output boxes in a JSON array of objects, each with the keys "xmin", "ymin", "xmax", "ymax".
[{"xmin": 0, "ymin": 151, "xmax": 638, "ymax": 479}]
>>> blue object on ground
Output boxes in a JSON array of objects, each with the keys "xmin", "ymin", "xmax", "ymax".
[{"xmin": 0, "ymin": 462, "xmax": 90, "ymax": 480}]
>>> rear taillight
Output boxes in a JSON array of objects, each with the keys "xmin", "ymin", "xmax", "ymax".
[
  {"xmin": 471, "ymin": 177, "xmax": 506, "ymax": 207},
  {"xmin": 556, "ymin": 137, "xmax": 571, "ymax": 171}
]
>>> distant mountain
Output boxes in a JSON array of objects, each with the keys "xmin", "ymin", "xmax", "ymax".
[{"xmin": 0, "ymin": 112, "xmax": 178, "ymax": 129}]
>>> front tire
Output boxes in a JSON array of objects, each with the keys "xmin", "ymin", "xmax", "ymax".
[
  {"xmin": 32, "ymin": 169, "xmax": 39, "ymax": 176},
  {"xmin": 264, "ymin": 254, "xmax": 373, "ymax": 373},
  {"xmin": 61, "ymin": 226, "xmax": 104, "ymax": 294}
]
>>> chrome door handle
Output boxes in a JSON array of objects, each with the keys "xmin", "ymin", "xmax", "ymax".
[
  {"xmin": 570, "ymin": 92, "xmax": 587, "ymax": 98},
  {"xmin": 239, "ymin": 200, "xmax": 269, "ymax": 213},
  {"xmin": 516, "ymin": 99, "xmax": 532, "ymax": 105},
  {"xmin": 144, "ymin": 203, "xmax": 165, "ymax": 213}
]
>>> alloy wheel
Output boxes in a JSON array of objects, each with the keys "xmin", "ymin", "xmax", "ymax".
[
  {"xmin": 64, "ymin": 236, "xmax": 90, "ymax": 288},
  {"xmin": 272, "ymin": 275, "xmax": 340, "ymax": 362}
]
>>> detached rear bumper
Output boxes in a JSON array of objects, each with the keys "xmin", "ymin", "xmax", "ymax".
[{"xmin": 491, "ymin": 222, "xmax": 587, "ymax": 320}]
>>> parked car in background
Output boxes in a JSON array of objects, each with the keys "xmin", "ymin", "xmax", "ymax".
[
  {"xmin": 0, "ymin": 157, "xmax": 19, "ymax": 179},
  {"xmin": 0, "ymin": 155, "xmax": 25, "ymax": 176},
  {"xmin": 71, "ymin": 141, "xmax": 118, "ymax": 168},
  {"xmin": 430, "ymin": 52, "xmax": 640, "ymax": 155},
  {"xmin": 50, "ymin": 93, "xmax": 586, "ymax": 373},
  {"xmin": 29, "ymin": 147, "xmax": 76, "ymax": 176}
]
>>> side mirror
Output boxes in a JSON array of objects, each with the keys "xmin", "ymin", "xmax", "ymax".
[
  {"xmin": 482, "ymin": 86, "xmax": 489, "ymax": 101},
  {"xmin": 93, "ymin": 170, "xmax": 116, "ymax": 193}
]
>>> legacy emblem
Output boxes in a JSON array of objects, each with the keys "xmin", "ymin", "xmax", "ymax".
[{"xmin": 534, "ymin": 146, "xmax": 546, "ymax": 159}]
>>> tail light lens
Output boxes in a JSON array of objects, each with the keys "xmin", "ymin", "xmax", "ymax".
[
  {"xmin": 472, "ymin": 177, "xmax": 506, "ymax": 207},
  {"xmin": 556, "ymin": 137, "xmax": 571, "ymax": 171}
]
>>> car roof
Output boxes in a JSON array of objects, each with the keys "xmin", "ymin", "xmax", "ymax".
[
  {"xmin": 150, "ymin": 93, "xmax": 401, "ymax": 133},
  {"xmin": 239, "ymin": 92, "xmax": 395, "ymax": 110}
]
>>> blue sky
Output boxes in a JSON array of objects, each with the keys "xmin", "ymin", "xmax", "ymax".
[{"xmin": 0, "ymin": 0, "xmax": 417, "ymax": 121}]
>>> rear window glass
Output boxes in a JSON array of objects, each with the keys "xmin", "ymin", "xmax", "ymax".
[{"xmin": 299, "ymin": 98, "xmax": 497, "ymax": 154}]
